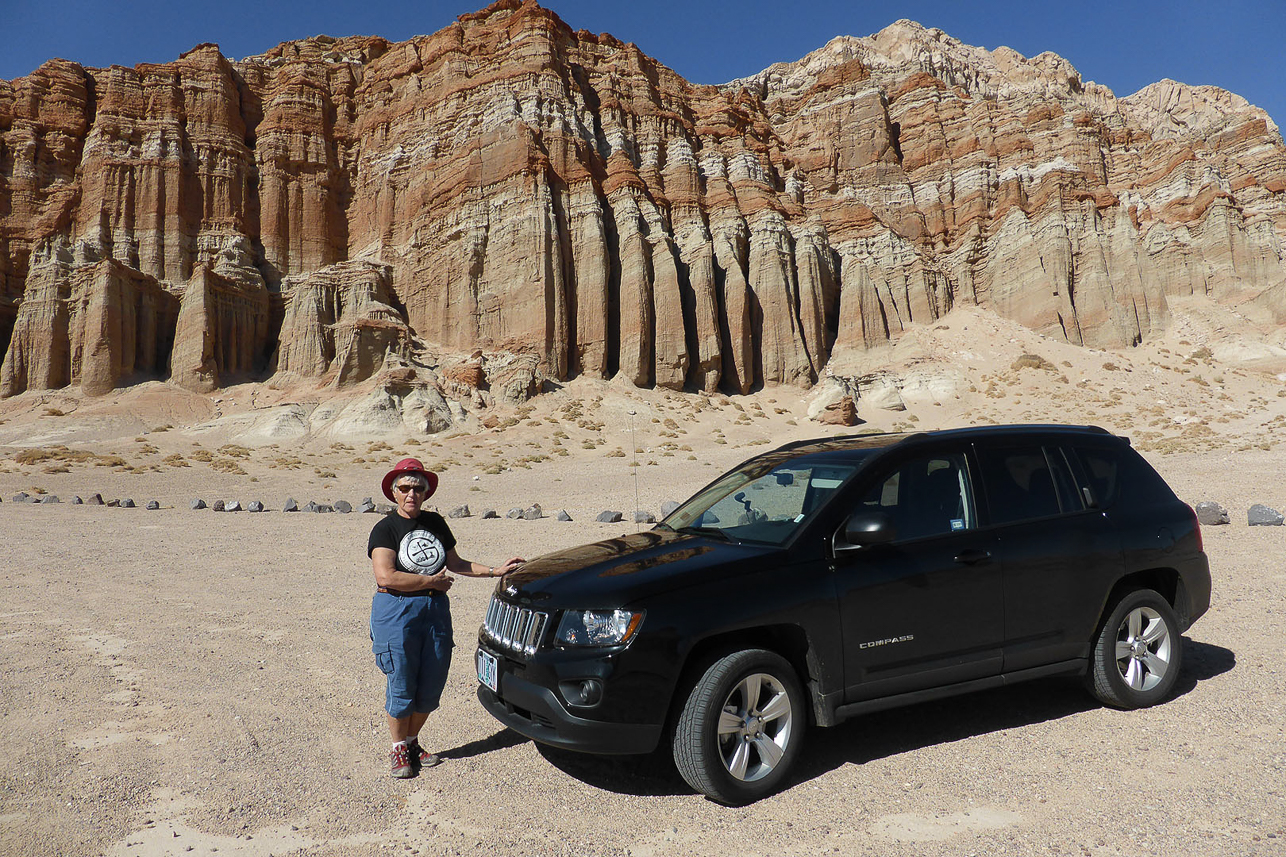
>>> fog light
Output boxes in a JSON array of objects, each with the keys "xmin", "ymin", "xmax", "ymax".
[{"xmin": 559, "ymin": 678, "xmax": 603, "ymax": 707}]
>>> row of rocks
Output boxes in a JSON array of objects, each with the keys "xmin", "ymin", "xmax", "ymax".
[
  {"xmin": 3, "ymin": 492, "xmax": 678, "ymax": 523},
  {"xmin": 6, "ymin": 492, "xmax": 160, "ymax": 509},
  {"xmin": 1195, "ymin": 501, "xmax": 1286, "ymax": 526},
  {"xmin": 9, "ymin": 492, "xmax": 1278, "ymax": 528}
]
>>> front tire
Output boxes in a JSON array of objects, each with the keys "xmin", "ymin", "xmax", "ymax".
[
  {"xmin": 1087, "ymin": 589, "xmax": 1183, "ymax": 709},
  {"xmin": 672, "ymin": 649, "xmax": 806, "ymax": 805}
]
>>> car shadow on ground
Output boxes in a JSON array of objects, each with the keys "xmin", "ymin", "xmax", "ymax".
[
  {"xmin": 527, "ymin": 637, "xmax": 1236, "ymax": 799},
  {"xmin": 535, "ymin": 743, "xmax": 689, "ymax": 796},
  {"xmin": 790, "ymin": 636, "xmax": 1236, "ymax": 786}
]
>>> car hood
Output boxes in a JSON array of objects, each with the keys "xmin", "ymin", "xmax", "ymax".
[{"xmin": 499, "ymin": 528, "xmax": 772, "ymax": 607}]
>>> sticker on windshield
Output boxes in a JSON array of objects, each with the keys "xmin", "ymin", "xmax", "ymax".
[{"xmin": 950, "ymin": 519, "xmax": 965, "ymax": 531}]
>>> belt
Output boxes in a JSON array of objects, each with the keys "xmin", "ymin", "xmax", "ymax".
[{"xmin": 376, "ymin": 587, "xmax": 441, "ymax": 597}]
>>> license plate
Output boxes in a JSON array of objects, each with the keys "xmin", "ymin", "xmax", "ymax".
[{"xmin": 476, "ymin": 648, "xmax": 498, "ymax": 692}]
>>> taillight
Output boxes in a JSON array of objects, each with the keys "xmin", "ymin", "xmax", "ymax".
[{"xmin": 1190, "ymin": 505, "xmax": 1203, "ymax": 552}]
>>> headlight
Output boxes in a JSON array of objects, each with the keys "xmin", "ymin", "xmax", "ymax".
[{"xmin": 555, "ymin": 609, "xmax": 644, "ymax": 647}]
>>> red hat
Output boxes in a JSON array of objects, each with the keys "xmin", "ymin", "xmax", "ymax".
[{"xmin": 381, "ymin": 458, "xmax": 439, "ymax": 502}]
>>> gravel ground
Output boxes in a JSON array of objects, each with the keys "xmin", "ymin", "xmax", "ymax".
[{"xmin": 1, "ymin": 438, "xmax": 1284, "ymax": 857}]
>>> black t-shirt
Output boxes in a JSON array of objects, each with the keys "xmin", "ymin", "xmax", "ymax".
[{"xmin": 367, "ymin": 511, "xmax": 458, "ymax": 575}]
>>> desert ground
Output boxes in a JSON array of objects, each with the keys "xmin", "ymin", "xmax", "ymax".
[{"xmin": 2, "ymin": 302, "xmax": 1286, "ymax": 857}]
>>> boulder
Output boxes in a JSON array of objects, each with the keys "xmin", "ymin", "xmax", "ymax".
[
  {"xmin": 1194, "ymin": 501, "xmax": 1229, "ymax": 526},
  {"xmin": 1248, "ymin": 504, "xmax": 1284, "ymax": 526}
]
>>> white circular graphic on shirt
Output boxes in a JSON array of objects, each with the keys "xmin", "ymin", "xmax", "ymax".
[{"xmin": 398, "ymin": 529, "xmax": 446, "ymax": 575}]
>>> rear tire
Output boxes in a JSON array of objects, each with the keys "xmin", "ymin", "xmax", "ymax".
[
  {"xmin": 1087, "ymin": 589, "xmax": 1183, "ymax": 709},
  {"xmin": 672, "ymin": 649, "xmax": 806, "ymax": 805}
]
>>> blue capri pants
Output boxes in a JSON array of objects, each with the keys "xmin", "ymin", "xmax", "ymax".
[{"xmin": 370, "ymin": 591, "xmax": 454, "ymax": 718}]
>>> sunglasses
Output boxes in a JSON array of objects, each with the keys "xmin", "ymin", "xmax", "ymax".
[{"xmin": 393, "ymin": 484, "xmax": 428, "ymax": 495}]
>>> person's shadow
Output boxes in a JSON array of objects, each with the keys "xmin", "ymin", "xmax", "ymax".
[
  {"xmin": 438, "ymin": 728, "xmax": 529, "ymax": 761},
  {"xmin": 521, "ymin": 638, "xmax": 1236, "ymax": 798}
]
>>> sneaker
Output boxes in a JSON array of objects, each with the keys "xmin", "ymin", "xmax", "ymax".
[
  {"xmin": 389, "ymin": 742, "xmax": 415, "ymax": 778},
  {"xmin": 407, "ymin": 738, "xmax": 440, "ymax": 770}
]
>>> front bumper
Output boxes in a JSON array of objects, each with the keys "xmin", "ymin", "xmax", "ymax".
[{"xmin": 475, "ymin": 647, "xmax": 662, "ymax": 755}]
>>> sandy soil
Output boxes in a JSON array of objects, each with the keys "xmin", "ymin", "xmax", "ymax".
[{"xmin": 2, "ymin": 304, "xmax": 1285, "ymax": 856}]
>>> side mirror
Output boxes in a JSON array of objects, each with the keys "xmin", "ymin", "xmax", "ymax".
[{"xmin": 835, "ymin": 511, "xmax": 896, "ymax": 553}]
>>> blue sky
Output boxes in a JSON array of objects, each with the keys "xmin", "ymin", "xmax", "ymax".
[{"xmin": 3, "ymin": 0, "xmax": 1284, "ymax": 128}]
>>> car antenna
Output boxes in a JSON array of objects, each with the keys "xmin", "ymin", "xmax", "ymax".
[{"xmin": 629, "ymin": 408, "xmax": 640, "ymax": 532}]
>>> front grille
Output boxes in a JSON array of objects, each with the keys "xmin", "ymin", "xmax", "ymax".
[{"xmin": 482, "ymin": 596, "xmax": 548, "ymax": 658}]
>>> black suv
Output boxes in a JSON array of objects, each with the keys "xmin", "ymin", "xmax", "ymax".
[{"xmin": 475, "ymin": 425, "xmax": 1211, "ymax": 804}]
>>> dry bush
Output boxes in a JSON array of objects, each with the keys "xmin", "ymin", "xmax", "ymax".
[
  {"xmin": 163, "ymin": 454, "xmax": 190, "ymax": 467},
  {"xmin": 210, "ymin": 459, "xmax": 246, "ymax": 475},
  {"xmin": 1011, "ymin": 353, "xmax": 1055, "ymax": 371},
  {"xmin": 190, "ymin": 449, "xmax": 214, "ymax": 462},
  {"xmin": 218, "ymin": 444, "xmax": 251, "ymax": 459},
  {"xmin": 14, "ymin": 446, "xmax": 94, "ymax": 466}
]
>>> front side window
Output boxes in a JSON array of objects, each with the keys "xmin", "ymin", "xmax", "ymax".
[{"xmin": 855, "ymin": 453, "xmax": 976, "ymax": 542}]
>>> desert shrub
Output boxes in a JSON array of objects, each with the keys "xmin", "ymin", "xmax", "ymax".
[{"xmin": 1011, "ymin": 353, "xmax": 1055, "ymax": 371}]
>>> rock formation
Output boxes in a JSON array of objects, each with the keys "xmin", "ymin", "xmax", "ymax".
[{"xmin": 2, "ymin": 1, "xmax": 1286, "ymax": 403}]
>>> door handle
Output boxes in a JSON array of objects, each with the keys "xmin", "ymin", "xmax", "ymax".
[{"xmin": 954, "ymin": 549, "xmax": 992, "ymax": 565}]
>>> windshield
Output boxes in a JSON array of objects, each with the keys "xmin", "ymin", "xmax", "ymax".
[{"xmin": 663, "ymin": 456, "xmax": 863, "ymax": 545}]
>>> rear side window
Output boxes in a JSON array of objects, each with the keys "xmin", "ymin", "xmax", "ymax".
[
  {"xmin": 977, "ymin": 445, "xmax": 1082, "ymax": 525},
  {"xmin": 1070, "ymin": 444, "xmax": 1177, "ymax": 509},
  {"xmin": 1073, "ymin": 446, "xmax": 1120, "ymax": 508},
  {"xmin": 856, "ymin": 453, "xmax": 976, "ymax": 542}
]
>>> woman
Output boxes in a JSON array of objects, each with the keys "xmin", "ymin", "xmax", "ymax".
[{"xmin": 367, "ymin": 457, "xmax": 524, "ymax": 778}]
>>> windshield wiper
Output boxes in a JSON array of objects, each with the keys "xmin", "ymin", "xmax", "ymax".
[{"xmin": 676, "ymin": 525, "xmax": 738, "ymax": 543}]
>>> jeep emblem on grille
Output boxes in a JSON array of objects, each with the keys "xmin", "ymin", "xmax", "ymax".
[{"xmin": 505, "ymin": 585, "xmax": 517, "ymax": 596}]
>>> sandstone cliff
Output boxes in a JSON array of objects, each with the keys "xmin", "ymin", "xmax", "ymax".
[{"xmin": 2, "ymin": 1, "xmax": 1284, "ymax": 403}]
